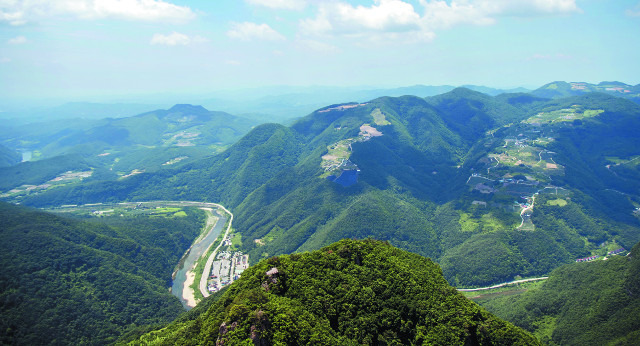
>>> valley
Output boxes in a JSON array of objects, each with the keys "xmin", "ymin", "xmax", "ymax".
[
  {"xmin": 48, "ymin": 201, "xmax": 241, "ymax": 309},
  {"xmin": 2, "ymin": 83, "xmax": 640, "ymax": 345}
]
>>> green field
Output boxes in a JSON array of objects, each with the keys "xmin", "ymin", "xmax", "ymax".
[
  {"xmin": 525, "ymin": 107, "xmax": 604, "ymax": 125},
  {"xmin": 371, "ymin": 108, "xmax": 391, "ymax": 125}
]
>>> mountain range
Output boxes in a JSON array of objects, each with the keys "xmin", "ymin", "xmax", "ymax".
[
  {"xmin": 10, "ymin": 86, "xmax": 640, "ymax": 289},
  {"xmin": 2, "ymin": 81, "xmax": 640, "ymax": 344}
]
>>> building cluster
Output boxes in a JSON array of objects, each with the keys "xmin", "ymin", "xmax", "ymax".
[
  {"xmin": 207, "ymin": 251, "xmax": 249, "ymax": 293},
  {"xmin": 576, "ymin": 255, "xmax": 599, "ymax": 263},
  {"xmin": 607, "ymin": 248, "xmax": 626, "ymax": 256}
]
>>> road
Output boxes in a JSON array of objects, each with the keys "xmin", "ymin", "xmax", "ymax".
[
  {"xmin": 199, "ymin": 204, "xmax": 234, "ymax": 298},
  {"xmin": 50, "ymin": 200, "xmax": 234, "ymax": 307},
  {"xmin": 457, "ymin": 276, "xmax": 549, "ymax": 292},
  {"xmin": 517, "ymin": 194, "xmax": 536, "ymax": 229}
]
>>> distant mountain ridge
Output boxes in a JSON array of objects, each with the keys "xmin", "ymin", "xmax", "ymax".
[
  {"xmin": 16, "ymin": 86, "xmax": 640, "ymax": 290},
  {"xmin": 532, "ymin": 81, "xmax": 640, "ymax": 103},
  {"xmin": 0, "ymin": 143, "xmax": 21, "ymax": 167},
  {"xmin": 0, "ymin": 104, "xmax": 258, "ymax": 183}
]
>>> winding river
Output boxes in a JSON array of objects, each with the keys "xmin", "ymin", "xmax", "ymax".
[{"xmin": 171, "ymin": 209, "xmax": 227, "ymax": 309}]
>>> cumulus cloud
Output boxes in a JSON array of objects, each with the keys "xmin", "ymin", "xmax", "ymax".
[
  {"xmin": 150, "ymin": 32, "xmax": 191, "ymax": 46},
  {"xmin": 301, "ymin": 0, "xmax": 421, "ymax": 34},
  {"xmin": 420, "ymin": 0, "xmax": 580, "ymax": 28},
  {"xmin": 300, "ymin": 0, "xmax": 432, "ymax": 43},
  {"xmin": 246, "ymin": 0, "xmax": 306, "ymax": 11},
  {"xmin": 8, "ymin": 36, "xmax": 27, "ymax": 44},
  {"xmin": 0, "ymin": 0, "xmax": 195, "ymax": 25},
  {"xmin": 299, "ymin": 0, "xmax": 580, "ymax": 43},
  {"xmin": 227, "ymin": 22, "xmax": 286, "ymax": 41}
]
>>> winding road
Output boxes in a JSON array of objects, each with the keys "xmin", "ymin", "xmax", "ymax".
[
  {"xmin": 457, "ymin": 276, "xmax": 549, "ymax": 292},
  {"xmin": 50, "ymin": 200, "xmax": 234, "ymax": 308}
]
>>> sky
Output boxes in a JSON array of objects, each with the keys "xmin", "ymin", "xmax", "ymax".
[{"xmin": 1, "ymin": 0, "xmax": 639, "ymax": 102}]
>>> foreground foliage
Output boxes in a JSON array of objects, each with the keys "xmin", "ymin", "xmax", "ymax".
[{"xmin": 134, "ymin": 239, "xmax": 539, "ymax": 345}]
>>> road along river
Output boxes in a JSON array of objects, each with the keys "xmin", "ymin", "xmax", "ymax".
[
  {"xmin": 48, "ymin": 201, "xmax": 232, "ymax": 310},
  {"xmin": 171, "ymin": 207, "xmax": 227, "ymax": 309}
]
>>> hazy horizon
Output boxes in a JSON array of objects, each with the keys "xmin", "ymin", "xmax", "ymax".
[{"xmin": 1, "ymin": 0, "xmax": 640, "ymax": 104}]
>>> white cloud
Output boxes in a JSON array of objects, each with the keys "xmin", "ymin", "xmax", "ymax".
[
  {"xmin": 0, "ymin": 0, "xmax": 195, "ymax": 25},
  {"xmin": 8, "ymin": 36, "xmax": 27, "ymax": 44},
  {"xmin": 419, "ymin": 0, "xmax": 580, "ymax": 29},
  {"xmin": 627, "ymin": 2, "xmax": 640, "ymax": 17},
  {"xmin": 299, "ymin": 0, "xmax": 580, "ymax": 43},
  {"xmin": 302, "ymin": 0, "xmax": 422, "ymax": 34},
  {"xmin": 225, "ymin": 60, "xmax": 241, "ymax": 65},
  {"xmin": 0, "ymin": 57, "xmax": 11, "ymax": 63},
  {"xmin": 246, "ymin": 0, "xmax": 306, "ymax": 11},
  {"xmin": 300, "ymin": 0, "xmax": 432, "ymax": 43},
  {"xmin": 150, "ymin": 32, "xmax": 190, "ymax": 46},
  {"xmin": 227, "ymin": 22, "xmax": 286, "ymax": 41}
]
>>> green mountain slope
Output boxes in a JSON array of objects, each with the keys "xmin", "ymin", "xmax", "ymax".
[
  {"xmin": 531, "ymin": 81, "xmax": 640, "ymax": 104},
  {"xmin": 0, "ymin": 143, "xmax": 21, "ymax": 167},
  {"xmin": 14, "ymin": 90, "xmax": 640, "ymax": 289},
  {"xmin": 0, "ymin": 105, "xmax": 260, "ymax": 200},
  {"xmin": 133, "ymin": 239, "xmax": 539, "ymax": 345},
  {"xmin": 0, "ymin": 203, "xmax": 205, "ymax": 345},
  {"xmin": 477, "ymin": 241, "xmax": 640, "ymax": 345}
]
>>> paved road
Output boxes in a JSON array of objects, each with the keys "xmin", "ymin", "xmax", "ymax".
[
  {"xmin": 50, "ymin": 200, "xmax": 234, "ymax": 306},
  {"xmin": 199, "ymin": 204, "xmax": 234, "ymax": 298},
  {"xmin": 457, "ymin": 277, "xmax": 549, "ymax": 292}
]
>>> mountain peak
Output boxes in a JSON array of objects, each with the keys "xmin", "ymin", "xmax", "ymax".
[
  {"xmin": 135, "ymin": 239, "xmax": 539, "ymax": 345},
  {"xmin": 168, "ymin": 104, "xmax": 209, "ymax": 114}
]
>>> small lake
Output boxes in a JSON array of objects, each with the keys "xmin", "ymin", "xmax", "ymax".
[
  {"xmin": 171, "ymin": 210, "xmax": 227, "ymax": 309},
  {"xmin": 21, "ymin": 151, "xmax": 32, "ymax": 162}
]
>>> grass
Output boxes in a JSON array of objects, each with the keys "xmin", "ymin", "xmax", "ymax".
[
  {"xmin": 464, "ymin": 279, "xmax": 546, "ymax": 301},
  {"xmin": 459, "ymin": 212, "xmax": 480, "ymax": 232},
  {"xmin": 189, "ymin": 228, "xmax": 226, "ymax": 303},
  {"xmin": 525, "ymin": 108, "xmax": 604, "ymax": 125},
  {"xmin": 546, "ymin": 198, "xmax": 567, "ymax": 207},
  {"xmin": 231, "ymin": 233, "xmax": 242, "ymax": 248},
  {"xmin": 371, "ymin": 108, "xmax": 391, "ymax": 126}
]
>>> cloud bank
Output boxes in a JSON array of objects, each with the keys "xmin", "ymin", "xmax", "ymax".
[{"xmin": 0, "ymin": 0, "xmax": 195, "ymax": 25}]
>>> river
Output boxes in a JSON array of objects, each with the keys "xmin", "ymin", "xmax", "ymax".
[{"xmin": 171, "ymin": 210, "xmax": 227, "ymax": 309}]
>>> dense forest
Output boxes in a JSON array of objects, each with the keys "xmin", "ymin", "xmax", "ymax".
[
  {"xmin": 9, "ymin": 89, "xmax": 640, "ymax": 289},
  {"xmin": 0, "ymin": 203, "xmax": 205, "ymax": 345},
  {"xmin": 1, "ymin": 85, "xmax": 640, "ymax": 344},
  {"xmin": 133, "ymin": 239, "xmax": 539, "ymax": 345},
  {"xmin": 477, "ymin": 241, "xmax": 640, "ymax": 345},
  {"xmin": 0, "ymin": 143, "xmax": 21, "ymax": 168}
]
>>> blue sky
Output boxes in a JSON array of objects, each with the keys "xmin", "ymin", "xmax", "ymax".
[{"xmin": 1, "ymin": 0, "xmax": 639, "ymax": 101}]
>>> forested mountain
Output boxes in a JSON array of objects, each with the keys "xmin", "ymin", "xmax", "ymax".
[
  {"xmin": 0, "ymin": 202, "xmax": 205, "ymax": 345},
  {"xmin": 0, "ymin": 143, "xmax": 21, "ymax": 167},
  {"xmin": 133, "ymin": 239, "xmax": 539, "ymax": 345},
  {"xmin": 532, "ymin": 81, "xmax": 640, "ymax": 104},
  {"xmin": 0, "ymin": 104, "xmax": 259, "ymax": 199},
  {"xmin": 13, "ymin": 88, "xmax": 640, "ymax": 289},
  {"xmin": 477, "ymin": 241, "xmax": 640, "ymax": 345}
]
